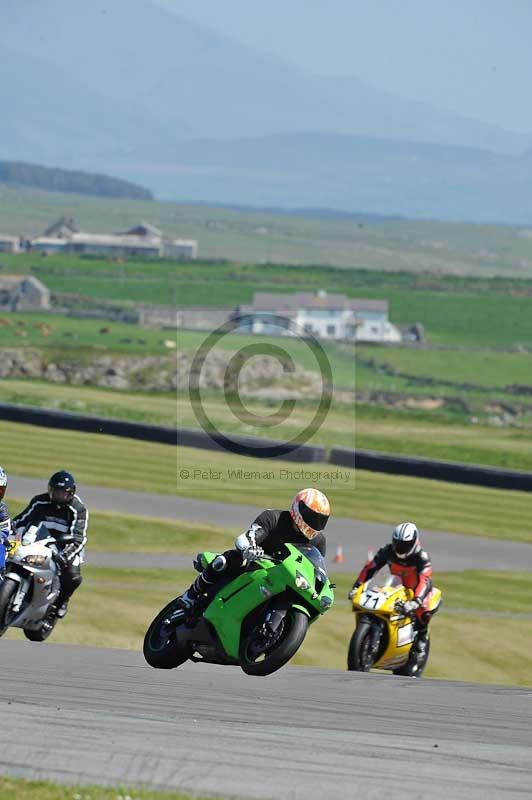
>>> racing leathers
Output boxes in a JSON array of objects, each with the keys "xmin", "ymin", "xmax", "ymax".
[
  {"xmin": 352, "ymin": 544, "xmax": 439, "ymax": 656},
  {"xmin": 12, "ymin": 493, "xmax": 88, "ymax": 607},
  {"xmin": 182, "ymin": 509, "xmax": 326, "ymax": 610},
  {"xmin": 0, "ymin": 501, "xmax": 11, "ymax": 574}
]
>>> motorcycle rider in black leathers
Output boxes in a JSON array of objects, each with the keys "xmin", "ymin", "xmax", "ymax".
[
  {"xmin": 12, "ymin": 471, "xmax": 88, "ymax": 618},
  {"xmin": 0, "ymin": 466, "xmax": 11, "ymax": 576},
  {"xmin": 178, "ymin": 488, "xmax": 331, "ymax": 613}
]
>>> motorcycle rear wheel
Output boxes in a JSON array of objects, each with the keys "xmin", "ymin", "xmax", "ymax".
[
  {"xmin": 143, "ymin": 599, "xmax": 191, "ymax": 669},
  {"xmin": 347, "ymin": 622, "xmax": 377, "ymax": 672},
  {"xmin": 239, "ymin": 608, "xmax": 308, "ymax": 676},
  {"xmin": 0, "ymin": 577, "xmax": 18, "ymax": 637},
  {"xmin": 24, "ymin": 618, "xmax": 57, "ymax": 642}
]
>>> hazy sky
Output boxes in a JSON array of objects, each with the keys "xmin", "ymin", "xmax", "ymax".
[{"xmin": 156, "ymin": 0, "xmax": 531, "ymax": 133}]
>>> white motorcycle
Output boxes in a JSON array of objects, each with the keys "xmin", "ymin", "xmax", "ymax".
[{"xmin": 0, "ymin": 524, "xmax": 72, "ymax": 641}]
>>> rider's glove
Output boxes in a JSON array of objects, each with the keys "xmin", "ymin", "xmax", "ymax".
[
  {"xmin": 241, "ymin": 545, "xmax": 264, "ymax": 563},
  {"xmin": 348, "ymin": 581, "xmax": 361, "ymax": 600},
  {"xmin": 62, "ymin": 543, "xmax": 78, "ymax": 563},
  {"xmin": 395, "ymin": 598, "xmax": 421, "ymax": 616},
  {"xmin": 235, "ymin": 527, "xmax": 264, "ymax": 564}
]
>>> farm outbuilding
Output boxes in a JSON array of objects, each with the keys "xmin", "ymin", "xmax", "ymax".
[
  {"xmin": 0, "ymin": 275, "xmax": 51, "ymax": 310},
  {"xmin": 0, "ymin": 235, "xmax": 20, "ymax": 253}
]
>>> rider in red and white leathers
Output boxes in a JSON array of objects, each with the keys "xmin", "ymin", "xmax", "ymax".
[{"xmin": 349, "ymin": 522, "xmax": 441, "ymax": 660}]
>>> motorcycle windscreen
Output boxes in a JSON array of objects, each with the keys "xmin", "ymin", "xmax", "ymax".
[
  {"xmin": 293, "ymin": 544, "xmax": 328, "ymax": 583},
  {"xmin": 20, "ymin": 524, "xmax": 52, "ymax": 546},
  {"xmin": 366, "ymin": 574, "xmax": 403, "ymax": 592}
]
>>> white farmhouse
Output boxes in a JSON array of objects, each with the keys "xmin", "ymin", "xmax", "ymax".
[{"xmin": 237, "ymin": 290, "xmax": 402, "ymax": 343}]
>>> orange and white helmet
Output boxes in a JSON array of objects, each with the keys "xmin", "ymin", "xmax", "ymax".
[{"xmin": 290, "ymin": 488, "xmax": 331, "ymax": 540}]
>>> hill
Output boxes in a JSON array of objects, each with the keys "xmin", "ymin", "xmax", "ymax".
[
  {"xmin": 0, "ymin": 162, "xmax": 152, "ymax": 200},
  {"xmin": 133, "ymin": 131, "xmax": 532, "ymax": 224},
  {"xmin": 1, "ymin": 0, "xmax": 527, "ymax": 153}
]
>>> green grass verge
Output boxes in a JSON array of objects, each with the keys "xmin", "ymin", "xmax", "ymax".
[
  {"xmin": 0, "ymin": 775, "xmax": 213, "ymax": 800},
  {"xmin": 3, "ymin": 420, "xmax": 532, "ymax": 542},
  {"xmin": 4, "ymin": 376, "xmax": 532, "ymax": 471},
  {"xmin": 6, "ymin": 568, "xmax": 531, "ymax": 686}
]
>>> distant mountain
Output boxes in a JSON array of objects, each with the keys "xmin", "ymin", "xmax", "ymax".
[
  {"xmin": 1, "ymin": 0, "xmax": 532, "ymax": 223},
  {"xmin": 0, "ymin": 161, "xmax": 152, "ymax": 200},
  {"xmin": 115, "ymin": 132, "xmax": 532, "ymax": 224},
  {"xmin": 1, "ymin": 0, "xmax": 529, "ymax": 154}
]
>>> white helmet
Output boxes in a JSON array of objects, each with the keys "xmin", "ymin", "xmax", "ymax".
[{"xmin": 392, "ymin": 522, "xmax": 419, "ymax": 559}]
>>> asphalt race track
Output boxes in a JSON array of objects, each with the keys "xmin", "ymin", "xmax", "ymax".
[
  {"xmin": 1, "ymin": 641, "xmax": 530, "ymax": 800},
  {"xmin": 9, "ymin": 475, "xmax": 532, "ymax": 573}
]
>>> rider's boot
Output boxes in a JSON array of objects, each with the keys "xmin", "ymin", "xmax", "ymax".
[
  {"xmin": 177, "ymin": 554, "xmax": 228, "ymax": 614},
  {"xmin": 411, "ymin": 626, "xmax": 429, "ymax": 663},
  {"xmin": 55, "ymin": 601, "xmax": 69, "ymax": 619}
]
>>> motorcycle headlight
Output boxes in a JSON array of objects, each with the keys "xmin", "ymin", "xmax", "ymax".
[
  {"xmin": 295, "ymin": 571, "xmax": 310, "ymax": 591},
  {"xmin": 22, "ymin": 554, "xmax": 48, "ymax": 566}
]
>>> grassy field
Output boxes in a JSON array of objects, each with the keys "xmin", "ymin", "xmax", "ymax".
[
  {"xmin": 0, "ymin": 776, "xmax": 211, "ymax": 800},
  {"xmin": 0, "ymin": 312, "xmax": 174, "ymax": 355},
  {"xmin": 3, "ymin": 250, "xmax": 532, "ymax": 346},
  {"xmin": 5, "ymin": 567, "xmax": 531, "ymax": 686},
  {"xmin": 4, "ymin": 420, "xmax": 532, "ymax": 541},
  {"xmin": 3, "ymin": 184, "xmax": 532, "ymax": 275},
  {"xmin": 0, "ymin": 250, "xmax": 532, "ymax": 347}
]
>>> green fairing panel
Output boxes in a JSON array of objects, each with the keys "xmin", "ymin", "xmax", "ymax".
[{"xmin": 203, "ymin": 544, "xmax": 334, "ymax": 659}]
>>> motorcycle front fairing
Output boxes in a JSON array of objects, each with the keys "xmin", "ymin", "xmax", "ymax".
[{"xmin": 4, "ymin": 525, "xmax": 61, "ymax": 629}]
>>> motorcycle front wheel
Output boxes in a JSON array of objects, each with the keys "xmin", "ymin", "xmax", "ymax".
[
  {"xmin": 143, "ymin": 599, "xmax": 191, "ymax": 669},
  {"xmin": 0, "ymin": 577, "xmax": 18, "ymax": 637},
  {"xmin": 347, "ymin": 622, "xmax": 378, "ymax": 672},
  {"xmin": 239, "ymin": 608, "xmax": 308, "ymax": 676}
]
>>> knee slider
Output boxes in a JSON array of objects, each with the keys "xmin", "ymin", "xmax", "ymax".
[{"xmin": 71, "ymin": 574, "xmax": 83, "ymax": 590}]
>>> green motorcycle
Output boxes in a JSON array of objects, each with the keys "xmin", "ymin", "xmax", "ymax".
[{"xmin": 143, "ymin": 543, "xmax": 334, "ymax": 676}]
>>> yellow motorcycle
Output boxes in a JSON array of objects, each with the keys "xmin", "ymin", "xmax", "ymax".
[{"xmin": 348, "ymin": 575, "xmax": 442, "ymax": 677}]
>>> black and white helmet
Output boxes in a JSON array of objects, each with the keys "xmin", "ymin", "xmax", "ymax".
[{"xmin": 392, "ymin": 522, "xmax": 419, "ymax": 559}]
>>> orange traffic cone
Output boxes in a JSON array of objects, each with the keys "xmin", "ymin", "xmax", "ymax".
[{"xmin": 334, "ymin": 544, "xmax": 344, "ymax": 564}]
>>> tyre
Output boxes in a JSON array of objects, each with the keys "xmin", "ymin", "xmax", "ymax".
[
  {"xmin": 143, "ymin": 599, "xmax": 191, "ymax": 669},
  {"xmin": 393, "ymin": 637, "xmax": 430, "ymax": 678},
  {"xmin": 347, "ymin": 622, "xmax": 378, "ymax": 672},
  {"xmin": 239, "ymin": 608, "xmax": 308, "ymax": 676},
  {"xmin": 23, "ymin": 621, "xmax": 57, "ymax": 642},
  {"xmin": 0, "ymin": 577, "xmax": 19, "ymax": 637}
]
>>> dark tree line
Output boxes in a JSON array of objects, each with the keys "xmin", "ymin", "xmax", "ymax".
[{"xmin": 0, "ymin": 161, "xmax": 153, "ymax": 200}]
